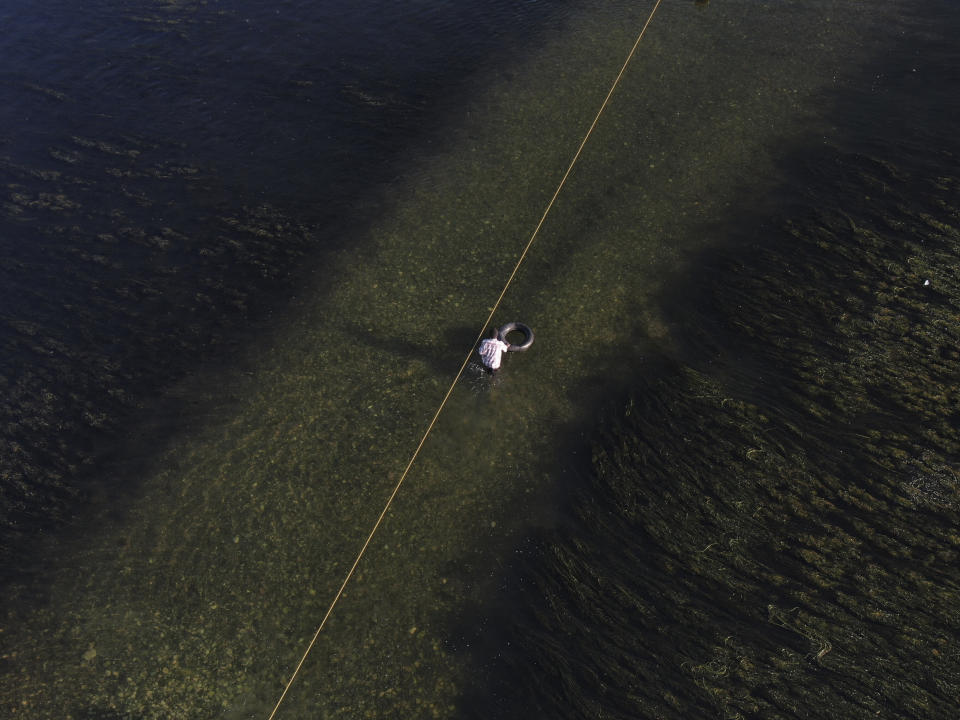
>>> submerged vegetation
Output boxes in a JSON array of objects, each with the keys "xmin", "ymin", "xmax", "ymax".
[
  {"xmin": 2, "ymin": 1, "xmax": 956, "ymax": 717},
  {"xmin": 0, "ymin": 134, "xmax": 313, "ymax": 574},
  {"xmin": 460, "ymin": 123, "xmax": 960, "ymax": 720}
]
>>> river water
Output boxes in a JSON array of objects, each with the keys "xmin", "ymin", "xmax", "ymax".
[{"xmin": 2, "ymin": 1, "xmax": 958, "ymax": 718}]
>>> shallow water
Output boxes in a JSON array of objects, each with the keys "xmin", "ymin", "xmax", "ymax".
[
  {"xmin": 2, "ymin": 0, "xmax": 956, "ymax": 718},
  {"xmin": 458, "ymin": 2, "xmax": 960, "ymax": 718},
  {"xmin": 0, "ymin": 0, "xmax": 570, "ymax": 569}
]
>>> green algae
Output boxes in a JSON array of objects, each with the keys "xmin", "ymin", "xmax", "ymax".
[
  {"xmin": 457, "ymin": 6, "xmax": 960, "ymax": 716},
  {"xmin": 0, "ymin": 132, "xmax": 315, "ymax": 577},
  {"xmin": 465, "ymin": 352, "xmax": 959, "ymax": 718},
  {"xmin": 0, "ymin": 1, "xmax": 932, "ymax": 718}
]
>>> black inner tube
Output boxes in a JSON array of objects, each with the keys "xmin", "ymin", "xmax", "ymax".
[{"xmin": 498, "ymin": 321, "xmax": 534, "ymax": 352}]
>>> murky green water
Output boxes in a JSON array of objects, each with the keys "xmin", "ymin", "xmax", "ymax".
[
  {"xmin": 457, "ymin": 2, "xmax": 960, "ymax": 718},
  {"xmin": 3, "ymin": 0, "xmax": 954, "ymax": 718}
]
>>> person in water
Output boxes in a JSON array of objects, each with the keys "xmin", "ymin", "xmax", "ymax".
[{"xmin": 477, "ymin": 328, "xmax": 511, "ymax": 374}]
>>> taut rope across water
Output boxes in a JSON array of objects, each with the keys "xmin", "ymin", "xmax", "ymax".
[{"xmin": 266, "ymin": 1, "xmax": 664, "ymax": 716}]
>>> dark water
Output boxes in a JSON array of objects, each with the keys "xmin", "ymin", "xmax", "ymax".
[
  {"xmin": 2, "ymin": 0, "xmax": 959, "ymax": 718},
  {"xmin": 458, "ymin": 2, "xmax": 960, "ymax": 718},
  {"xmin": 0, "ymin": 0, "xmax": 572, "ymax": 575}
]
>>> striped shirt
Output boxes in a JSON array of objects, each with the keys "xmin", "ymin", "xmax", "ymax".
[{"xmin": 477, "ymin": 338, "xmax": 510, "ymax": 370}]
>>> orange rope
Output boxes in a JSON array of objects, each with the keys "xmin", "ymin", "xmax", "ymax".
[{"xmin": 266, "ymin": 2, "xmax": 663, "ymax": 716}]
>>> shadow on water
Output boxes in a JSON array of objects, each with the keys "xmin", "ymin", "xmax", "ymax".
[
  {"xmin": 0, "ymin": 0, "xmax": 578, "ymax": 583},
  {"xmin": 342, "ymin": 322, "xmax": 483, "ymax": 378},
  {"xmin": 455, "ymin": 2, "xmax": 960, "ymax": 718}
]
